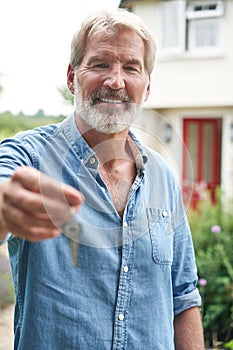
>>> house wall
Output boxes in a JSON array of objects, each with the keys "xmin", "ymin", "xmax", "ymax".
[
  {"xmin": 134, "ymin": 106, "xmax": 233, "ymax": 197},
  {"xmin": 131, "ymin": 0, "xmax": 233, "ymax": 108},
  {"xmin": 132, "ymin": 109, "xmax": 181, "ymax": 182}
]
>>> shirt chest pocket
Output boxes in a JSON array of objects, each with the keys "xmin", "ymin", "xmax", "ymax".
[{"xmin": 146, "ymin": 208, "xmax": 174, "ymax": 265}]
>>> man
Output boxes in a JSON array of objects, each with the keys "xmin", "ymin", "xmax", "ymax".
[{"xmin": 0, "ymin": 9, "xmax": 204, "ymax": 349}]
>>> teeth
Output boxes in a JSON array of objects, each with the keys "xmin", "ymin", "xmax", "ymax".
[{"xmin": 99, "ymin": 98, "xmax": 123, "ymax": 104}]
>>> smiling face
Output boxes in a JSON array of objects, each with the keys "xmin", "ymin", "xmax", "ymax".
[{"xmin": 68, "ymin": 29, "xmax": 150, "ymax": 134}]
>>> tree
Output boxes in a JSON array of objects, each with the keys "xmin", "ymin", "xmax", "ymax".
[
  {"xmin": 0, "ymin": 74, "xmax": 3, "ymax": 97},
  {"xmin": 58, "ymin": 85, "xmax": 74, "ymax": 106}
]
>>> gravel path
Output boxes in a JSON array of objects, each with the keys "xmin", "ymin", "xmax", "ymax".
[
  {"xmin": 0, "ymin": 245, "xmax": 14, "ymax": 350},
  {"xmin": 0, "ymin": 303, "xmax": 14, "ymax": 350}
]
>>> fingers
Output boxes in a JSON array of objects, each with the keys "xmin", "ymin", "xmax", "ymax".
[
  {"xmin": 3, "ymin": 202, "xmax": 58, "ymax": 230},
  {"xmin": 1, "ymin": 166, "xmax": 84, "ymax": 242},
  {"xmin": 12, "ymin": 166, "xmax": 84, "ymax": 206},
  {"xmin": 2, "ymin": 195, "xmax": 63, "ymax": 242},
  {"xmin": 4, "ymin": 181, "xmax": 77, "ymax": 221},
  {"xmin": 5, "ymin": 221, "xmax": 60, "ymax": 243}
]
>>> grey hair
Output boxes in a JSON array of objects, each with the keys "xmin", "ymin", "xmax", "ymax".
[{"xmin": 70, "ymin": 9, "xmax": 156, "ymax": 75}]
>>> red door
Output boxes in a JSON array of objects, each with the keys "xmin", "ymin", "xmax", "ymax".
[{"xmin": 182, "ymin": 118, "xmax": 222, "ymax": 207}]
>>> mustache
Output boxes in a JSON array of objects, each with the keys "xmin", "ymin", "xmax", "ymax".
[{"xmin": 91, "ymin": 88, "xmax": 131, "ymax": 104}]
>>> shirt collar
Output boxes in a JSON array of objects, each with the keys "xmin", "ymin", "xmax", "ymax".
[{"xmin": 62, "ymin": 113, "xmax": 148, "ymax": 171}]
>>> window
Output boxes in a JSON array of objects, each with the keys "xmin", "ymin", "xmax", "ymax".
[
  {"xmin": 186, "ymin": 0, "xmax": 224, "ymax": 17},
  {"xmin": 186, "ymin": 0, "xmax": 224, "ymax": 53},
  {"xmin": 157, "ymin": 0, "xmax": 225, "ymax": 58},
  {"xmin": 157, "ymin": 0, "xmax": 186, "ymax": 55}
]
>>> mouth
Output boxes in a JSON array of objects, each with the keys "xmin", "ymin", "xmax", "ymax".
[
  {"xmin": 92, "ymin": 90, "xmax": 131, "ymax": 106},
  {"xmin": 97, "ymin": 97, "xmax": 125, "ymax": 104}
]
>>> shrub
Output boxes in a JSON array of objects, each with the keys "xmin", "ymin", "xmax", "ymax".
[
  {"xmin": 188, "ymin": 189, "xmax": 233, "ymax": 348},
  {"xmin": 0, "ymin": 112, "xmax": 65, "ymax": 141}
]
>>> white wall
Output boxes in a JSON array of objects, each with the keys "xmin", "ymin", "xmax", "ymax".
[{"xmin": 132, "ymin": 108, "xmax": 184, "ymax": 184}]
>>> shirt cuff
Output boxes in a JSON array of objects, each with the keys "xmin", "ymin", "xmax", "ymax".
[{"xmin": 173, "ymin": 288, "xmax": 202, "ymax": 316}]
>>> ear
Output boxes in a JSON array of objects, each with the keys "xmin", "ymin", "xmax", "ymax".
[
  {"xmin": 144, "ymin": 77, "xmax": 151, "ymax": 102},
  {"xmin": 67, "ymin": 64, "xmax": 75, "ymax": 94}
]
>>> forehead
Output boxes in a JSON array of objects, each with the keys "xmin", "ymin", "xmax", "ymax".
[{"xmin": 84, "ymin": 29, "xmax": 145, "ymax": 62}]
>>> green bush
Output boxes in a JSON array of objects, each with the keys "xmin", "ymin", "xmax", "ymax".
[
  {"xmin": 0, "ymin": 112, "xmax": 65, "ymax": 141},
  {"xmin": 188, "ymin": 189, "xmax": 233, "ymax": 348}
]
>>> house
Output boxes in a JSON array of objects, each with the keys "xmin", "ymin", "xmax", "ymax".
[{"xmin": 119, "ymin": 0, "xmax": 233, "ymax": 205}]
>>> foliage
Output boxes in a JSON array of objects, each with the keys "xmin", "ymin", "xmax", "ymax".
[
  {"xmin": 188, "ymin": 188, "xmax": 233, "ymax": 348},
  {"xmin": 57, "ymin": 85, "xmax": 74, "ymax": 106},
  {"xmin": 0, "ymin": 111, "xmax": 65, "ymax": 141},
  {"xmin": 224, "ymin": 340, "xmax": 233, "ymax": 349},
  {"xmin": 0, "ymin": 74, "xmax": 3, "ymax": 96}
]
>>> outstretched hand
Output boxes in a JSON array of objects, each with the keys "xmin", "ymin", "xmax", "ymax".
[{"xmin": 0, "ymin": 166, "xmax": 84, "ymax": 242}]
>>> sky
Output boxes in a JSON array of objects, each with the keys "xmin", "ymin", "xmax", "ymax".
[{"xmin": 0, "ymin": 0, "xmax": 121, "ymax": 116}]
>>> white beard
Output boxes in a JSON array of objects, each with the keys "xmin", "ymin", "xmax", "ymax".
[{"xmin": 73, "ymin": 78, "xmax": 143, "ymax": 134}]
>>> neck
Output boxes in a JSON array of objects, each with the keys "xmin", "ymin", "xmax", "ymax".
[{"xmin": 75, "ymin": 112, "xmax": 133, "ymax": 168}]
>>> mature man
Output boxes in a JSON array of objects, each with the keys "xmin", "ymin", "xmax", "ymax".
[{"xmin": 0, "ymin": 9, "xmax": 204, "ymax": 349}]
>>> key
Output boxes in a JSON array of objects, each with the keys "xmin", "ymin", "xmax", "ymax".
[
  {"xmin": 69, "ymin": 239, "xmax": 78, "ymax": 268},
  {"xmin": 61, "ymin": 217, "xmax": 82, "ymax": 268}
]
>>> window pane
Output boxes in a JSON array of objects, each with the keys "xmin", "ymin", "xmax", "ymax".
[
  {"xmin": 187, "ymin": 123, "xmax": 198, "ymax": 181},
  {"xmin": 202, "ymin": 123, "xmax": 213, "ymax": 182},
  {"xmin": 158, "ymin": 0, "xmax": 185, "ymax": 50},
  {"xmin": 162, "ymin": 2, "xmax": 179, "ymax": 47},
  {"xmin": 188, "ymin": 17, "xmax": 220, "ymax": 49},
  {"xmin": 194, "ymin": 18, "xmax": 219, "ymax": 47}
]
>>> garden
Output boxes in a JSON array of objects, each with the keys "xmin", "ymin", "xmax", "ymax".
[{"xmin": 188, "ymin": 186, "xmax": 233, "ymax": 349}]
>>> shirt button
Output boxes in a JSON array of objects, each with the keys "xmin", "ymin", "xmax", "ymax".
[
  {"xmin": 89, "ymin": 157, "xmax": 96, "ymax": 165},
  {"xmin": 118, "ymin": 313, "xmax": 125, "ymax": 321},
  {"xmin": 162, "ymin": 210, "xmax": 168, "ymax": 218},
  {"xmin": 123, "ymin": 265, "xmax": 129, "ymax": 273},
  {"xmin": 101, "ymin": 186, "xmax": 106, "ymax": 193},
  {"xmin": 123, "ymin": 221, "xmax": 128, "ymax": 229}
]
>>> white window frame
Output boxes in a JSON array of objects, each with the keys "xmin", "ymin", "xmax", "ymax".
[
  {"xmin": 188, "ymin": 17, "xmax": 224, "ymax": 55},
  {"xmin": 186, "ymin": 0, "xmax": 225, "ymax": 55},
  {"xmin": 186, "ymin": 0, "xmax": 224, "ymax": 19}
]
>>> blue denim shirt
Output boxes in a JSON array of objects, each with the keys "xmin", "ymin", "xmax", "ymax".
[{"xmin": 0, "ymin": 113, "xmax": 201, "ymax": 349}]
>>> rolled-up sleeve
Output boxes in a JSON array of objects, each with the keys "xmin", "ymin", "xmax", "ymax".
[
  {"xmin": 173, "ymin": 288, "xmax": 202, "ymax": 315},
  {"xmin": 172, "ymin": 187, "xmax": 202, "ymax": 315},
  {"xmin": 0, "ymin": 137, "xmax": 34, "ymax": 182},
  {"xmin": 0, "ymin": 137, "xmax": 33, "ymax": 245}
]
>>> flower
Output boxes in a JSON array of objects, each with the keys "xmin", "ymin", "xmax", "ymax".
[
  {"xmin": 211, "ymin": 225, "xmax": 221, "ymax": 234},
  {"xmin": 199, "ymin": 278, "xmax": 207, "ymax": 287}
]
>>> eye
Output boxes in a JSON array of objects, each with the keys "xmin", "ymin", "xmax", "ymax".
[
  {"xmin": 93, "ymin": 63, "xmax": 108, "ymax": 69},
  {"xmin": 124, "ymin": 65, "xmax": 140, "ymax": 72}
]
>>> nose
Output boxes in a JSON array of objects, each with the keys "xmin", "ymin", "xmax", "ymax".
[{"xmin": 103, "ymin": 66, "xmax": 125, "ymax": 90}]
